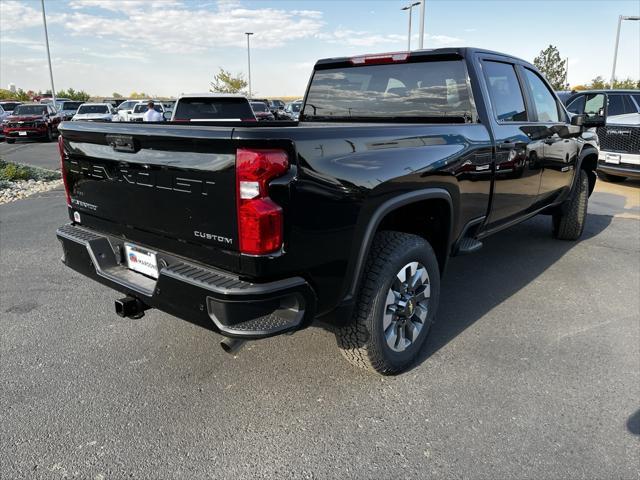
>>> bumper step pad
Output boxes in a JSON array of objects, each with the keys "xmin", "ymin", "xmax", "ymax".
[{"xmin": 56, "ymin": 224, "xmax": 316, "ymax": 339}]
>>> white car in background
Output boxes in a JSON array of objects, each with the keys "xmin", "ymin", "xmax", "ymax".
[
  {"xmin": 115, "ymin": 100, "xmax": 139, "ymax": 122},
  {"xmin": 128, "ymin": 101, "xmax": 166, "ymax": 122},
  {"xmin": 71, "ymin": 103, "xmax": 120, "ymax": 122}
]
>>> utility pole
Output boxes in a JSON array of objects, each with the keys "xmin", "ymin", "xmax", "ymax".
[
  {"xmin": 40, "ymin": 0, "xmax": 56, "ymax": 105},
  {"xmin": 401, "ymin": 2, "xmax": 420, "ymax": 51},
  {"xmin": 610, "ymin": 15, "xmax": 640, "ymax": 88},
  {"xmin": 418, "ymin": 0, "xmax": 425, "ymax": 49},
  {"xmin": 245, "ymin": 32, "xmax": 254, "ymax": 99}
]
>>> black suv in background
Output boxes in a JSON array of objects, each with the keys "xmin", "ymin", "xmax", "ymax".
[{"xmin": 566, "ymin": 90, "xmax": 640, "ymax": 181}]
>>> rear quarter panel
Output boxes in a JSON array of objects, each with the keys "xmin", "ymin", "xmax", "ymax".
[{"xmin": 234, "ymin": 123, "xmax": 493, "ymax": 315}]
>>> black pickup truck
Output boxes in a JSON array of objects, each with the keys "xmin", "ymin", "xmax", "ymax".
[{"xmin": 56, "ymin": 48, "xmax": 605, "ymax": 374}]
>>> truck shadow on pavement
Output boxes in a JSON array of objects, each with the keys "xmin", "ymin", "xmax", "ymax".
[
  {"xmin": 416, "ymin": 211, "xmax": 613, "ymax": 368},
  {"xmin": 627, "ymin": 409, "xmax": 640, "ymax": 435}
]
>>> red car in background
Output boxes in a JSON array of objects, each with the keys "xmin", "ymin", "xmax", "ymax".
[
  {"xmin": 250, "ymin": 101, "xmax": 275, "ymax": 121},
  {"xmin": 3, "ymin": 103, "xmax": 61, "ymax": 143}
]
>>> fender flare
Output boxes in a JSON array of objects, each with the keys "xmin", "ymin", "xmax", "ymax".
[
  {"xmin": 574, "ymin": 144, "xmax": 599, "ymax": 196},
  {"xmin": 343, "ymin": 188, "xmax": 455, "ymax": 302}
]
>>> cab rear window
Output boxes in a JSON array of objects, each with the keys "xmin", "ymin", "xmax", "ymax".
[
  {"xmin": 173, "ymin": 97, "xmax": 254, "ymax": 120},
  {"xmin": 303, "ymin": 60, "xmax": 473, "ymax": 121}
]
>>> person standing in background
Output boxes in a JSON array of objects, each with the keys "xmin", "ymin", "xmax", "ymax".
[{"xmin": 143, "ymin": 101, "xmax": 162, "ymax": 122}]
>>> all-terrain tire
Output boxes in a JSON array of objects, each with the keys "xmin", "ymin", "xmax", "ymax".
[
  {"xmin": 335, "ymin": 231, "xmax": 440, "ymax": 375},
  {"xmin": 598, "ymin": 171, "xmax": 626, "ymax": 183},
  {"xmin": 553, "ymin": 169, "xmax": 589, "ymax": 240}
]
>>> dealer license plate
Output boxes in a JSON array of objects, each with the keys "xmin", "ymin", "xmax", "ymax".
[
  {"xmin": 18, "ymin": 131, "xmax": 27, "ymax": 136},
  {"xmin": 605, "ymin": 154, "xmax": 621, "ymax": 164},
  {"xmin": 124, "ymin": 244, "xmax": 159, "ymax": 279}
]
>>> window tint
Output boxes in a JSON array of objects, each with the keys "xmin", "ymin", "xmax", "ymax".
[
  {"xmin": 77, "ymin": 105, "xmax": 109, "ymax": 114},
  {"xmin": 632, "ymin": 94, "xmax": 640, "ymax": 111},
  {"xmin": 174, "ymin": 97, "xmax": 254, "ymax": 120},
  {"xmin": 303, "ymin": 60, "xmax": 473, "ymax": 120},
  {"xmin": 567, "ymin": 95, "xmax": 585, "ymax": 114},
  {"xmin": 133, "ymin": 104, "xmax": 162, "ymax": 113},
  {"xmin": 523, "ymin": 69, "xmax": 559, "ymax": 122},
  {"xmin": 483, "ymin": 61, "xmax": 527, "ymax": 122},
  {"xmin": 607, "ymin": 94, "xmax": 636, "ymax": 116},
  {"xmin": 62, "ymin": 102, "xmax": 83, "ymax": 111}
]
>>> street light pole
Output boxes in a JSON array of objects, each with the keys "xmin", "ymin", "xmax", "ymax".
[
  {"xmin": 401, "ymin": 2, "xmax": 420, "ymax": 51},
  {"xmin": 418, "ymin": 0, "xmax": 425, "ymax": 49},
  {"xmin": 40, "ymin": 0, "xmax": 56, "ymax": 105},
  {"xmin": 610, "ymin": 15, "xmax": 640, "ymax": 88},
  {"xmin": 245, "ymin": 32, "xmax": 254, "ymax": 99}
]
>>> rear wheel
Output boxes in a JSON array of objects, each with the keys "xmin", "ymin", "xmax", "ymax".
[
  {"xmin": 336, "ymin": 231, "xmax": 440, "ymax": 375},
  {"xmin": 6, "ymin": 138, "xmax": 15, "ymax": 144},
  {"xmin": 553, "ymin": 169, "xmax": 588, "ymax": 240},
  {"xmin": 598, "ymin": 171, "xmax": 626, "ymax": 183}
]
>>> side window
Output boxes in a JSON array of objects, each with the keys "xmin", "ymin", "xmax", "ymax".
[
  {"xmin": 631, "ymin": 94, "xmax": 640, "ymax": 111},
  {"xmin": 483, "ymin": 61, "xmax": 527, "ymax": 122},
  {"xmin": 607, "ymin": 95, "xmax": 624, "ymax": 116},
  {"xmin": 522, "ymin": 69, "xmax": 560, "ymax": 122},
  {"xmin": 567, "ymin": 95, "xmax": 585, "ymax": 114},
  {"xmin": 607, "ymin": 95, "xmax": 636, "ymax": 116}
]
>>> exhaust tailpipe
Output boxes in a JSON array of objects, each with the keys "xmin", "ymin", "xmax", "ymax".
[
  {"xmin": 220, "ymin": 337, "xmax": 246, "ymax": 354},
  {"xmin": 115, "ymin": 296, "xmax": 149, "ymax": 319}
]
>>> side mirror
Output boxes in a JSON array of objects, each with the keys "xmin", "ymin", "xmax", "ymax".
[
  {"xmin": 570, "ymin": 114, "xmax": 585, "ymax": 127},
  {"xmin": 579, "ymin": 92, "xmax": 607, "ymax": 129},
  {"xmin": 162, "ymin": 111, "xmax": 172, "ymax": 121}
]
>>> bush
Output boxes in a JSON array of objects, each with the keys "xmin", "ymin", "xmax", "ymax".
[{"xmin": 0, "ymin": 159, "xmax": 60, "ymax": 182}]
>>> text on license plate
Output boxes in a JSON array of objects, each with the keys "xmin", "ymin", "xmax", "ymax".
[
  {"xmin": 124, "ymin": 244, "xmax": 159, "ymax": 279},
  {"xmin": 605, "ymin": 154, "xmax": 621, "ymax": 164},
  {"xmin": 18, "ymin": 131, "xmax": 27, "ymax": 136}
]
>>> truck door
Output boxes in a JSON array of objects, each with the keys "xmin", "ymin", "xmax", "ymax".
[
  {"xmin": 481, "ymin": 60, "xmax": 543, "ymax": 228},
  {"xmin": 520, "ymin": 67, "xmax": 580, "ymax": 204}
]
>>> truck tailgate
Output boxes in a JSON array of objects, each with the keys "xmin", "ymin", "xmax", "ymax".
[{"xmin": 59, "ymin": 123, "xmax": 240, "ymax": 264}]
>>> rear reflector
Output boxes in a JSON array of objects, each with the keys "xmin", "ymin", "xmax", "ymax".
[
  {"xmin": 236, "ymin": 148, "xmax": 289, "ymax": 255},
  {"xmin": 58, "ymin": 135, "xmax": 71, "ymax": 207},
  {"xmin": 350, "ymin": 52, "xmax": 410, "ymax": 65}
]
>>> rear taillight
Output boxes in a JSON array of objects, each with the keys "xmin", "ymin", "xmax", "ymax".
[
  {"xmin": 58, "ymin": 135, "xmax": 71, "ymax": 207},
  {"xmin": 236, "ymin": 148, "xmax": 289, "ymax": 255}
]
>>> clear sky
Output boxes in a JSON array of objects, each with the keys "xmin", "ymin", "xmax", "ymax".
[{"xmin": 1, "ymin": 0, "xmax": 638, "ymax": 97}]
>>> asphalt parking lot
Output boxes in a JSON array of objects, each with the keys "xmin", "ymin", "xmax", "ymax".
[{"xmin": 1, "ymin": 142, "xmax": 639, "ymax": 479}]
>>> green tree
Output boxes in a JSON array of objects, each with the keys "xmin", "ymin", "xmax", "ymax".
[
  {"xmin": 210, "ymin": 68, "xmax": 247, "ymax": 94},
  {"xmin": 588, "ymin": 76, "xmax": 608, "ymax": 89},
  {"xmin": 111, "ymin": 92, "xmax": 123, "ymax": 98},
  {"xmin": 129, "ymin": 92, "xmax": 149, "ymax": 99},
  {"xmin": 54, "ymin": 88, "xmax": 91, "ymax": 101},
  {"xmin": 1, "ymin": 88, "xmax": 32, "ymax": 101},
  {"xmin": 533, "ymin": 45, "xmax": 568, "ymax": 90},
  {"xmin": 612, "ymin": 78, "xmax": 639, "ymax": 89}
]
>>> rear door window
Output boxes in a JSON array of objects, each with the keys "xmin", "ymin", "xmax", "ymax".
[
  {"xmin": 483, "ymin": 61, "xmax": 527, "ymax": 122},
  {"xmin": 522, "ymin": 68, "xmax": 560, "ymax": 122}
]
